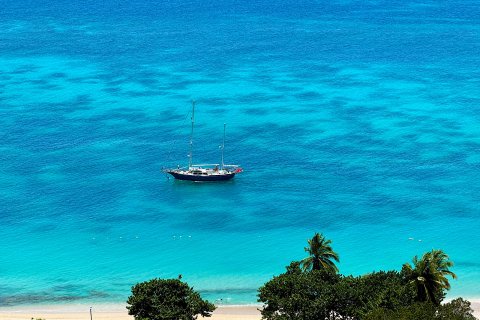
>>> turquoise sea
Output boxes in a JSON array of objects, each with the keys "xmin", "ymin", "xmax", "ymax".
[{"xmin": 1, "ymin": 0, "xmax": 479, "ymax": 306}]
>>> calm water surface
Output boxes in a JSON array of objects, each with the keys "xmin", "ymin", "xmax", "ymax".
[{"xmin": 1, "ymin": 0, "xmax": 479, "ymax": 305}]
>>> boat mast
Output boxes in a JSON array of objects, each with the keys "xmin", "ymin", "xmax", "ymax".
[
  {"xmin": 221, "ymin": 123, "xmax": 226, "ymax": 170},
  {"xmin": 189, "ymin": 100, "xmax": 195, "ymax": 169}
]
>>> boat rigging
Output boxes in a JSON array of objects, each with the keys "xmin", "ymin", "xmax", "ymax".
[{"xmin": 164, "ymin": 101, "xmax": 242, "ymax": 182}]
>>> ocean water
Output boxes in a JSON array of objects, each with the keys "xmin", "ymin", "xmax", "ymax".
[{"xmin": 1, "ymin": 0, "xmax": 480, "ymax": 306}]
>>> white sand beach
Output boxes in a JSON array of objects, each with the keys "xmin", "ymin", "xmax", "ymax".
[
  {"xmin": 0, "ymin": 304, "xmax": 262, "ymax": 320},
  {"xmin": 474, "ymin": 302, "xmax": 480, "ymax": 319},
  {"xmin": 473, "ymin": 302, "xmax": 480, "ymax": 319},
  {"xmin": 0, "ymin": 301, "xmax": 478, "ymax": 320}
]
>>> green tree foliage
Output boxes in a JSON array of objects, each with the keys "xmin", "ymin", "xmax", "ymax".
[
  {"xmin": 438, "ymin": 298, "xmax": 477, "ymax": 320},
  {"xmin": 403, "ymin": 249, "xmax": 457, "ymax": 305},
  {"xmin": 364, "ymin": 298, "xmax": 476, "ymax": 320},
  {"xmin": 341, "ymin": 271, "xmax": 415, "ymax": 318},
  {"xmin": 258, "ymin": 266, "xmax": 341, "ymax": 320},
  {"xmin": 258, "ymin": 264, "xmax": 415, "ymax": 320},
  {"xmin": 126, "ymin": 278, "xmax": 215, "ymax": 320},
  {"xmin": 259, "ymin": 234, "xmax": 470, "ymax": 320},
  {"xmin": 259, "ymin": 266, "xmax": 474, "ymax": 320},
  {"xmin": 364, "ymin": 302, "xmax": 438, "ymax": 320},
  {"xmin": 301, "ymin": 233, "xmax": 340, "ymax": 273}
]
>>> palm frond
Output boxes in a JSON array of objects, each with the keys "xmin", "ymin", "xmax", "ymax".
[
  {"xmin": 301, "ymin": 233, "xmax": 340, "ymax": 273},
  {"xmin": 405, "ymin": 249, "xmax": 456, "ymax": 304}
]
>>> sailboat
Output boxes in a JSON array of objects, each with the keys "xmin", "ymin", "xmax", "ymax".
[{"xmin": 164, "ymin": 101, "xmax": 243, "ymax": 182}]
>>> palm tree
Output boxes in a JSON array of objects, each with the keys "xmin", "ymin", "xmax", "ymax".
[
  {"xmin": 301, "ymin": 232, "xmax": 340, "ymax": 273},
  {"xmin": 403, "ymin": 249, "xmax": 457, "ymax": 305}
]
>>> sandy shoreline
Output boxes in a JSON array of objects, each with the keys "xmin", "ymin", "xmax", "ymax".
[
  {"xmin": 0, "ymin": 301, "xmax": 478, "ymax": 320},
  {"xmin": 0, "ymin": 304, "xmax": 262, "ymax": 320}
]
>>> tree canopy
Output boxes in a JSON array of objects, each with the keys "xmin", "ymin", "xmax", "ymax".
[
  {"xmin": 364, "ymin": 298, "xmax": 476, "ymax": 320},
  {"xmin": 258, "ymin": 263, "xmax": 473, "ymax": 320},
  {"xmin": 126, "ymin": 278, "xmax": 215, "ymax": 320},
  {"xmin": 301, "ymin": 232, "xmax": 339, "ymax": 273},
  {"xmin": 258, "ymin": 265, "xmax": 415, "ymax": 320},
  {"xmin": 403, "ymin": 249, "xmax": 457, "ymax": 304},
  {"xmin": 258, "ymin": 233, "xmax": 473, "ymax": 320}
]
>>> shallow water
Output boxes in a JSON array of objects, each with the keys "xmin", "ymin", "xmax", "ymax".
[{"xmin": 1, "ymin": 0, "xmax": 479, "ymax": 305}]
